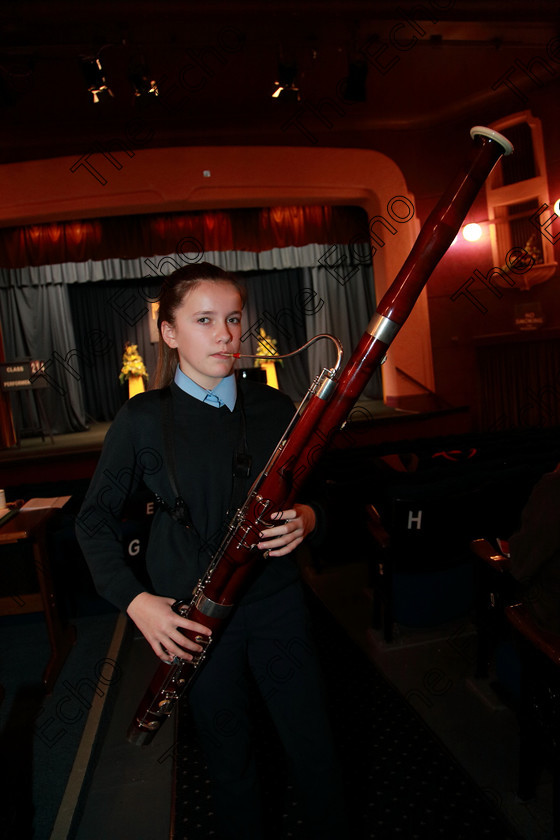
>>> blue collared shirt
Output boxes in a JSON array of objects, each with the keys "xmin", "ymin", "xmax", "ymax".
[{"xmin": 174, "ymin": 365, "xmax": 237, "ymax": 412}]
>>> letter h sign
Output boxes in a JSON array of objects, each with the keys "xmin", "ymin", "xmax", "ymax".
[{"xmin": 407, "ymin": 509, "xmax": 423, "ymax": 530}]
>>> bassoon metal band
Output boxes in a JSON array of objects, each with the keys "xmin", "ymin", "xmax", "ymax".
[
  {"xmin": 193, "ymin": 592, "xmax": 234, "ymax": 618},
  {"xmin": 367, "ymin": 313, "xmax": 401, "ymax": 344}
]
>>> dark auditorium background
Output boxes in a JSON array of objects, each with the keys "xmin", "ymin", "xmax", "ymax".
[{"xmin": 1, "ymin": 2, "xmax": 560, "ymax": 840}]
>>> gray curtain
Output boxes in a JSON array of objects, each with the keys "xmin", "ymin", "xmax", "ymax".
[
  {"xmin": 0, "ymin": 284, "xmax": 87, "ymax": 434},
  {"xmin": 303, "ymin": 262, "xmax": 381, "ymax": 402},
  {"xmin": 67, "ymin": 280, "xmax": 160, "ymax": 422},
  {"xmin": 0, "ymin": 244, "xmax": 358, "ymax": 288},
  {"xmin": 0, "ymin": 244, "xmax": 379, "ymax": 434},
  {"xmin": 241, "ymin": 268, "xmax": 311, "ymax": 403}
]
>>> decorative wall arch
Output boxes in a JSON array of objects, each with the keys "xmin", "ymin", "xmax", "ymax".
[{"xmin": 0, "ymin": 145, "xmax": 434, "ymax": 404}]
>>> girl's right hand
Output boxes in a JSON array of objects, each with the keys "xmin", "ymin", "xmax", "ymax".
[{"xmin": 127, "ymin": 591, "xmax": 212, "ymax": 663}]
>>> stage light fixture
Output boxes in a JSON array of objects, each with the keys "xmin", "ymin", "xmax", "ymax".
[
  {"xmin": 129, "ymin": 60, "xmax": 159, "ymax": 99},
  {"xmin": 272, "ymin": 62, "xmax": 300, "ymax": 101},
  {"xmin": 80, "ymin": 56, "xmax": 114, "ymax": 103},
  {"xmin": 131, "ymin": 73, "xmax": 159, "ymax": 98},
  {"xmin": 341, "ymin": 59, "xmax": 368, "ymax": 103}
]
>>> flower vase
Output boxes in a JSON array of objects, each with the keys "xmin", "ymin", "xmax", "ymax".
[
  {"xmin": 128, "ymin": 375, "xmax": 145, "ymax": 399},
  {"xmin": 261, "ymin": 360, "xmax": 278, "ymax": 390}
]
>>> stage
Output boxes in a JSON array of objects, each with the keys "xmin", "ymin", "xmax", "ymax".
[{"xmin": 0, "ymin": 400, "xmax": 473, "ymax": 495}]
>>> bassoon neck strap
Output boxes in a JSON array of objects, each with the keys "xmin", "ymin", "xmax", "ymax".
[{"xmin": 158, "ymin": 385, "xmax": 252, "ymax": 531}]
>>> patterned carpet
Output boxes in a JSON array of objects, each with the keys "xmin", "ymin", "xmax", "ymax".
[
  {"xmin": 172, "ymin": 592, "xmax": 522, "ymax": 840},
  {"xmin": 0, "ymin": 611, "xmax": 120, "ymax": 840}
]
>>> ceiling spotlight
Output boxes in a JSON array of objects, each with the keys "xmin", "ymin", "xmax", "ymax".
[
  {"xmin": 340, "ymin": 59, "xmax": 368, "ymax": 103},
  {"xmin": 272, "ymin": 62, "xmax": 300, "ymax": 101},
  {"xmin": 0, "ymin": 74, "xmax": 17, "ymax": 107},
  {"xmin": 80, "ymin": 56, "xmax": 114, "ymax": 104},
  {"xmin": 129, "ymin": 61, "xmax": 159, "ymax": 99},
  {"xmin": 131, "ymin": 73, "xmax": 159, "ymax": 98}
]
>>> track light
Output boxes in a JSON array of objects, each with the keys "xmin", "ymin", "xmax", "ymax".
[
  {"xmin": 80, "ymin": 56, "xmax": 114, "ymax": 103},
  {"xmin": 340, "ymin": 59, "xmax": 368, "ymax": 103},
  {"xmin": 130, "ymin": 73, "xmax": 159, "ymax": 98},
  {"xmin": 129, "ymin": 60, "xmax": 159, "ymax": 99},
  {"xmin": 272, "ymin": 62, "xmax": 300, "ymax": 101}
]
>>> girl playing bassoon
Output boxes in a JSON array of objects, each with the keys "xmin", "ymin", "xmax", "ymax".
[{"xmin": 76, "ymin": 262, "xmax": 347, "ymax": 839}]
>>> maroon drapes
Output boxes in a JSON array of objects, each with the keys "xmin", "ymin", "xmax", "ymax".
[
  {"xmin": 476, "ymin": 333, "xmax": 560, "ymax": 431},
  {"xmin": 0, "ymin": 205, "xmax": 368, "ymax": 269}
]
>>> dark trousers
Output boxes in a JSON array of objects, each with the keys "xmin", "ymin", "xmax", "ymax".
[{"xmin": 188, "ymin": 582, "xmax": 347, "ymax": 839}]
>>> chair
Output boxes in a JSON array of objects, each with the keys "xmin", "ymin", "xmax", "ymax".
[
  {"xmin": 471, "ymin": 538, "xmax": 560, "ymax": 837},
  {"xmin": 470, "ymin": 537, "xmax": 516, "ymax": 678},
  {"xmin": 365, "ymin": 504, "xmax": 393, "ymax": 641},
  {"xmin": 507, "ymin": 603, "xmax": 560, "ymax": 838},
  {"xmin": 0, "ymin": 505, "xmax": 76, "ymax": 692},
  {"xmin": 365, "ymin": 485, "xmax": 478, "ymax": 641}
]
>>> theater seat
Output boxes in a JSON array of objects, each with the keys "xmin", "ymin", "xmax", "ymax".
[
  {"xmin": 470, "ymin": 538, "xmax": 517, "ymax": 678},
  {"xmin": 365, "ymin": 486, "xmax": 478, "ymax": 641},
  {"xmin": 365, "ymin": 504, "xmax": 393, "ymax": 641},
  {"xmin": 470, "ymin": 538, "xmax": 560, "ymax": 835},
  {"xmin": 506, "ymin": 603, "xmax": 560, "ymax": 837}
]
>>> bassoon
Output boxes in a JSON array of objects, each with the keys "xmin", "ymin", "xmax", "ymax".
[{"xmin": 127, "ymin": 126, "xmax": 513, "ymax": 745}]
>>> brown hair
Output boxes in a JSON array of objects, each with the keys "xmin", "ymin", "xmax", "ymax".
[{"xmin": 153, "ymin": 262, "xmax": 246, "ymax": 389}]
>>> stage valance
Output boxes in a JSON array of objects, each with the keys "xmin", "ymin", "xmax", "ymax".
[
  {"xmin": 0, "ymin": 243, "xmax": 372, "ymax": 289},
  {"xmin": 0, "ymin": 205, "xmax": 368, "ymax": 271}
]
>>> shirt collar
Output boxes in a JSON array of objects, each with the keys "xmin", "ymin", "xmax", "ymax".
[{"xmin": 174, "ymin": 366, "xmax": 237, "ymax": 412}]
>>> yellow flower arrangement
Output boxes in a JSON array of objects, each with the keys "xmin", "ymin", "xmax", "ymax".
[
  {"xmin": 254, "ymin": 328, "xmax": 281, "ymax": 368},
  {"xmin": 119, "ymin": 342, "xmax": 149, "ymax": 384}
]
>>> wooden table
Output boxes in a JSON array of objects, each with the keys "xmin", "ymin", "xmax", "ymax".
[{"xmin": 0, "ymin": 507, "xmax": 76, "ymax": 692}]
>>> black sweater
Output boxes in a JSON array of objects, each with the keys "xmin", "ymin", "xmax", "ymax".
[{"xmin": 76, "ymin": 380, "xmax": 302, "ymax": 613}]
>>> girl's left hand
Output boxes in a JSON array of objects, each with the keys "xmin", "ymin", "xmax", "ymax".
[{"xmin": 257, "ymin": 503, "xmax": 316, "ymax": 557}]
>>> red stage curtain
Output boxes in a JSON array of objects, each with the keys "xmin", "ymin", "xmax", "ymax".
[{"xmin": 0, "ymin": 205, "xmax": 368, "ymax": 269}]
